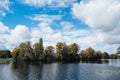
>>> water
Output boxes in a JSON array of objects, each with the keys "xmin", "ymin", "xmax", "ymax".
[{"xmin": 0, "ymin": 59, "xmax": 120, "ymax": 80}]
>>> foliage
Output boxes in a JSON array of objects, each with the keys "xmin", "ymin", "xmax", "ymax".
[
  {"xmin": 95, "ymin": 51, "xmax": 102, "ymax": 60},
  {"xmin": 11, "ymin": 41, "xmax": 35, "ymax": 61},
  {"xmin": 43, "ymin": 46, "xmax": 54, "ymax": 62},
  {"xmin": 0, "ymin": 50, "xmax": 11, "ymax": 58},
  {"xmin": 85, "ymin": 47, "xmax": 95, "ymax": 60},
  {"xmin": 56, "ymin": 42, "xmax": 70, "ymax": 60},
  {"xmin": 33, "ymin": 38, "xmax": 44, "ymax": 60},
  {"xmin": 79, "ymin": 48, "xmax": 102, "ymax": 61},
  {"xmin": 11, "ymin": 47, "xmax": 19, "ymax": 60},
  {"xmin": 79, "ymin": 50, "xmax": 86, "ymax": 61},
  {"xmin": 69, "ymin": 43, "xmax": 80, "ymax": 62},
  {"xmin": 9, "ymin": 38, "xmax": 120, "ymax": 62},
  {"xmin": 109, "ymin": 54, "xmax": 118, "ymax": 59},
  {"xmin": 101, "ymin": 52, "xmax": 109, "ymax": 59},
  {"xmin": 69, "ymin": 43, "xmax": 79, "ymax": 55}
]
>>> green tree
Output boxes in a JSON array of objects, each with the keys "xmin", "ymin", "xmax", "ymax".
[
  {"xmin": 101, "ymin": 52, "xmax": 109, "ymax": 59},
  {"xmin": 56, "ymin": 42, "xmax": 63, "ymax": 60},
  {"xmin": 79, "ymin": 50, "xmax": 86, "ymax": 61},
  {"xmin": 11, "ymin": 47, "xmax": 19, "ymax": 60},
  {"xmin": 0, "ymin": 50, "xmax": 11, "ymax": 58},
  {"xmin": 56, "ymin": 42, "xmax": 70, "ymax": 60},
  {"xmin": 69, "ymin": 43, "xmax": 79, "ymax": 55},
  {"xmin": 85, "ymin": 47, "xmax": 95, "ymax": 60},
  {"xmin": 95, "ymin": 51, "xmax": 102, "ymax": 60},
  {"xmin": 109, "ymin": 54, "xmax": 117, "ymax": 59},
  {"xmin": 13, "ymin": 41, "xmax": 34, "ymax": 60},
  {"xmin": 43, "ymin": 46, "xmax": 54, "ymax": 62},
  {"xmin": 33, "ymin": 38, "xmax": 44, "ymax": 60},
  {"xmin": 69, "ymin": 43, "xmax": 80, "ymax": 61}
]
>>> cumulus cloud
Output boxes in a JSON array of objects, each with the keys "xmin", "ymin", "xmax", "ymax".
[
  {"xmin": 7, "ymin": 25, "xmax": 31, "ymax": 50},
  {"xmin": 0, "ymin": 22, "xmax": 10, "ymax": 49},
  {"xmin": 0, "ymin": 22, "xmax": 9, "ymax": 33},
  {"xmin": 9, "ymin": 25, "xmax": 30, "ymax": 44},
  {"xmin": 21, "ymin": 0, "xmax": 77, "ymax": 8},
  {"xmin": 72, "ymin": 0, "xmax": 120, "ymax": 44},
  {"xmin": 0, "ymin": 20, "xmax": 118, "ymax": 53},
  {"xmin": 30, "ymin": 22, "xmax": 64, "ymax": 46},
  {"xmin": 0, "ymin": 21, "xmax": 95, "ymax": 52},
  {"xmin": 0, "ymin": 0, "xmax": 10, "ymax": 16},
  {"xmin": 0, "ymin": 22, "xmax": 31, "ymax": 50}
]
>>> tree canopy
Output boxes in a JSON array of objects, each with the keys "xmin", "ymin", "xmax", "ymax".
[{"xmin": 9, "ymin": 38, "xmax": 120, "ymax": 62}]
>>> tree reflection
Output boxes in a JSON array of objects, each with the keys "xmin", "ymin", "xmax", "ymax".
[{"xmin": 11, "ymin": 61, "xmax": 43, "ymax": 80}]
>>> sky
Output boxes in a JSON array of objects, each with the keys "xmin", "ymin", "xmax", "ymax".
[{"xmin": 0, "ymin": 0, "xmax": 120, "ymax": 53}]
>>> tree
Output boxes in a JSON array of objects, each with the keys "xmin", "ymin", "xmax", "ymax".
[
  {"xmin": 10, "ymin": 38, "xmax": 114, "ymax": 62},
  {"xmin": 85, "ymin": 47, "xmax": 95, "ymax": 60},
  {"xmin": 69, "ymin": 43, "xmax": 80, "ymax": 61},
  {"xmin": 69, "ymin": 43, "xmax": 79, "ymax": 55},
  {"xmin": 0, "ymin": 50, "xmax": 11, "ymax": 58},
  {"xmin": 12, "ymin": 41, "xmax": 34, "ymax": 61},
  {"xmin": 109, "ymin": 54, "xmax": 117, "ymax": 59},
  {"xmin": 56, "ymin": 42, "xmax": 63, "ymax": 60},
  {"xmin": 95, "ymin": 51, "xmax": 102, "ymax": 60},
  {"xmin": 56, "ymin": 42, "xmax": 70, "ymax": 60},
  {"xmin": 101, "ymin": 52, "xmax": 109, "ymax": 59},
  {"xmin": 11, "ymin": 47, "xmax": 19, "ymax": 60},
  {"xmin": 43, "ymin": 46, "xmax": 54, "ymax": 62},
  {"xmin": 45, "ymin": 46, "xmax": 54, "ymax": 55},
  {"xmin": 79, "ymin": 50, "xmax": 86, "ymax": 61},
  {"xmin": 33, "ymin": 38, "xmax": 44, "ymax": 60}
]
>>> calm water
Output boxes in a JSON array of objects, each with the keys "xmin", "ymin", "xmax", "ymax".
[{"xmin": 0, "ymin": 59, "xmax": 120, "ymax": 80}]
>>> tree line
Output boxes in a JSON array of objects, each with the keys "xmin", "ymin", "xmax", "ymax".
[
  {"xmin": 0, "ymin": 50, "xmax": 11, "ymax": 58},
  {"xmin": 0, "ymin": 38, "xmax": 120, "ymax": 62},
  {"xmin": 10, "ymin": 38, "xmax": 120, "ymax": 62}
]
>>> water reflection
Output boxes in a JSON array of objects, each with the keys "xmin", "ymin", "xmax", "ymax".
[
  {"xmin": 0, "ymin": 59, "xmax": 120, "ymax": 80},
  {"xmin": 80, "ymin": 59, "xmax": 109, "ymax": 64},
  {"xmin": 11, "ymin": 61, "xmax": 43, "ymax": 80},
  {"xmin": 10, "ymin": 62, "xmax": 83, "ymax": 80},
  {"xmin": 109, "ymin": 59, "xmax": 120, "ymax": 67}
]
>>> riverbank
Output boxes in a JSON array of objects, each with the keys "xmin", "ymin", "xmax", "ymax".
[{"xmin": 0, "ymin": 58, "xmax": 13, "ymax": 64}]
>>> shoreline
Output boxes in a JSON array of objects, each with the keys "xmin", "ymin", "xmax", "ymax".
[{"xmin": 0, "ymin": 58, "xmax": 13, "ymax": 64}]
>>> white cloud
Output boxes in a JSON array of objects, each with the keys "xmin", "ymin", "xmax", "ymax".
[
  {"xmin": 0, "ymin": 23, "xmax": 31, "ymax": 50},
  {"xmin": 21, "ymin": 0, "xmax": 77, "ymax": 8},
  {"xmin": 28, "ymin": 14, "xmax": 62, "ymax": 24},
  {"xmin": 72, "ymin": 0, "xmax": 120, "ymax": 45},
  {"xmin": 9, "ymin": 25, "xmax": 30, "ymax": 43},
  {"xmin": 0, "ymin": 22, "xmax": 9, "ymax": 49},
  {"xmin": 0, "ymin": 22, "xmax": 9, "ymax": 33},
  {"xmin": 0, "ymin": 0, "xmax": 10, "ymax": 16},
  {"xmin": 60, "ymin": 21, "xmax": 74, "ymax": 30},
  {"xmin": 0, "ymin": 21, "xmax": 90, "ymax": 50},
  {"xmin": 6, "ymin": 25, "xmax": 31, "ymax": 50},
  {"xmin": 38, "ymin": 22, "xmax": 53, "ymax": 34},
  {"xmin": 0, "ymin": 20, "xmax": 118, "ymax": 53}
]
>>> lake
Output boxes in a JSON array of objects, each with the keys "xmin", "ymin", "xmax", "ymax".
[{"xmin": 0, "ymin": 59, "xmax": 120, "ymax": 80}]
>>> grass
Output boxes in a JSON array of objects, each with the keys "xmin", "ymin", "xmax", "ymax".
[{"xmin": 0, "ymin": 58, "xmax": 13, "ymax": 64}]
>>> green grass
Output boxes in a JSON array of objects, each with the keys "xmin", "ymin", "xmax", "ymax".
[{"xmin": 0, "ymin": 58, "xmax": 13, "ymax": 64}]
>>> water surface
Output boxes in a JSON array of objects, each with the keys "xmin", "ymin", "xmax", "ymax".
[{"xmin": 0, "ymin": 59, "xmax": 120, "ymax": 80}]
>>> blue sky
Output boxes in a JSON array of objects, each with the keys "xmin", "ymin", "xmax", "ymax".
[
  {"xmin": 1, "ymin": 0, "xmax": 82, "ymax": 29},
  {"xmin": 0, "ymin": 0, "xmax": 120, "ymax": 53}
]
